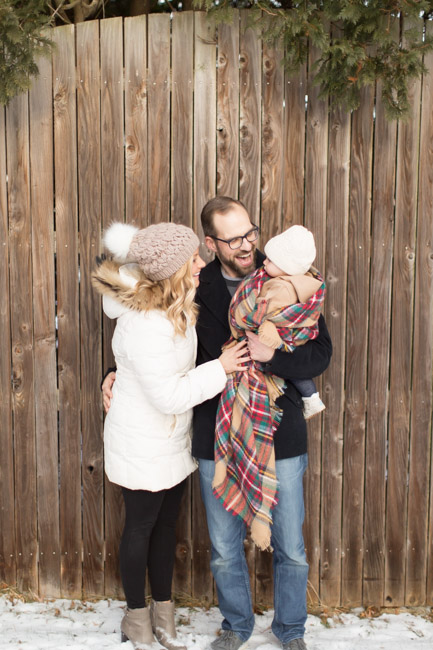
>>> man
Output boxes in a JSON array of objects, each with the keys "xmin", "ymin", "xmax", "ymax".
[
  {"xmin": 192, "ymin": 197, "xmax": 332, "ymax": 650},
  {"xmin": 103, "ymin": 196, "xmax": 332, "ymax": 650}
]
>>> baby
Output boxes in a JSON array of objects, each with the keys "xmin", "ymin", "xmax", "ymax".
[{"xmin": 259, "ymin": 224, "xmax": 326, "ymax": 419}]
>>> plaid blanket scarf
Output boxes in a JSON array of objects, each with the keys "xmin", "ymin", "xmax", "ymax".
[{"xmin": 213, "ymin": 266, "xmax": 325, "ymax": 550}]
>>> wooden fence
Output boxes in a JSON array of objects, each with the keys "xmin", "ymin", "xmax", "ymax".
[{"xmin": 1, "ymin": 11, "xmax": 432, "ymax": 609}]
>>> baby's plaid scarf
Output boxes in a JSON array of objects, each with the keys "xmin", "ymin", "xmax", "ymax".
[{"xmin": 213, "ymin": 266, "xmax": 325, "ymax": 550}]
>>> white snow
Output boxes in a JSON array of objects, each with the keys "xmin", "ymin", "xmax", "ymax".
[{"xmin": 0, "ymin": 595, "xmax": 432, "ymax": 649}]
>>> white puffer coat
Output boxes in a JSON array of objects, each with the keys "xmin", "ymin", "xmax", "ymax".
[{"xmin": 95, "ymin": 262, "xmax": 227, "ymax": 491}]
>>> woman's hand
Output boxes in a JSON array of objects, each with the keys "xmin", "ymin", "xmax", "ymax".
[
  {"xmin": 101, "ymin": 371, "xmax": 116, "ymax": 413},
  {"xmin": 219, "ymin": 340, "xmax": 250, "ymax": 374}
]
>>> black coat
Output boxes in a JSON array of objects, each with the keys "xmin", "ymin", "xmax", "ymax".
[{"xmin": 192, "ymin": 252, "xmax": 333, "ymax": 460}]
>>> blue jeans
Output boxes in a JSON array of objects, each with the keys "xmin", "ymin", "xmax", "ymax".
[{"xmin": 199, "ymin": 454, "xmax": 308, "ymax": 644}]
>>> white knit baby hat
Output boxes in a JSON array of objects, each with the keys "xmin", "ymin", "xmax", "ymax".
[{"xmin": 264, "ymin": 225, "xmax": 316, "ymax": 275}]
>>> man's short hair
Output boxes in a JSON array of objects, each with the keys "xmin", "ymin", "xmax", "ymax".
[{"xmin": 200, "ymin": 196, "xmax": 247, "ymax": 237}]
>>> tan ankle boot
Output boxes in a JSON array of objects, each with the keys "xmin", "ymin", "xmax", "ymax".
[
  {"xmin": 150, "ymin": 600, "xmax": 186, "ymax": 650},
  {"xmin": 121, "ymin": 606, "xmax": 156, "ymax": 649}
]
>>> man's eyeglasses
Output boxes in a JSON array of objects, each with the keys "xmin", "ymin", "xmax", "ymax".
[{"xmin": 210, "ymin": 225, "xmax": 259, "ymax": 250}]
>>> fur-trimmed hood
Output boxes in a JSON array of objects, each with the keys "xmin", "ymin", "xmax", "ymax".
[{"xmin": 92, "ymin": 259, "xmax": 165, "ymax": 318}]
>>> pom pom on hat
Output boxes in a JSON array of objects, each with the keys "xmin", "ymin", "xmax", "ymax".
[
  {"xmin": 103, "ymin": 222, "xmax": 139, "ymax": 262},
  {"xmin": 264, "ymin": 225, "xmax": 316, "ymax": 275}
]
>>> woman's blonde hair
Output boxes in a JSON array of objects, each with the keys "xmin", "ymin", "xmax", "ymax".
[{"xmin": 134, "ymin": 256, "xmax": 198, "ymax": 336}]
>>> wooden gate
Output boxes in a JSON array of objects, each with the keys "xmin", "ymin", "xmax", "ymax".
[{"xmin": 1, "ymin": 12, "xmax": 432, "ymax": 608}]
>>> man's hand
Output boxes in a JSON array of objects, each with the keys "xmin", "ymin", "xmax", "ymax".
[
  {"xmin": 102, "ymin": 371, "xmax": 116, "ymax": 413},
  {"xmin": 245, "ymin": 331, "xmax": 274, "ymax": 363}
]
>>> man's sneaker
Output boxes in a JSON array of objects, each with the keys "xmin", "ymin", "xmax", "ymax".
[
  {"xmin": 282, "ymin": 639, "xmax": 307, "ymax": 650},
  {"xmin": 302, "ymin": 392, "xmax": 326, "ymax": 420},
  {"xmin": 210, "ymin": 630, "xmax": 247, "ymax": 650}
]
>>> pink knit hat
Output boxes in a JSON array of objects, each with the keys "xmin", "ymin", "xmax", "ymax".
[{"xmin": 103, "ymin": 222, "xmax": 199, "ymax": 281}]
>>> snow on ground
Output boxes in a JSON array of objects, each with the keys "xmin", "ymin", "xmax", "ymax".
[{"xmin": 0, "ymin": 596, "xmax": 432, "ymax": 650}]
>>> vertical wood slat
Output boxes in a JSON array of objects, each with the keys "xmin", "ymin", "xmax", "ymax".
[
  {"xmin": 238, "ymin": 13, "xmax": 262, "ymax": 600},
  {"xmin": 192, "ymin": 11, "xmax": 216, "ymax": 599},
  {"xmin": 7, "ymin": 91, "xmax": 38, "ymax": 594},
  {"xmin": 100, "ymin": 16, "xmax": 125, "ymax": 598},
  {"xmin": 171, "ymin": 12, "xmax": 194, "ymax": 227},
  {"xmin": 320, "ymin": 103, "xmax": 350, "ymax": 607},
  {"xmin": 76, "ymin": 20, "xmax": 105, "ymax": 597},
  {"xmin": 115, "ymin": 23, "xmax": 148, "ymax": 577},
  {"xmin": 101, "ymin": 18, "xmax": 125, "ymax": 227},
  {"xmin": 282, "ymin": 64, "xmax": 306, "ymax": 229},
  {"xmin": 239, "ymin": 11, "xmax": 261, "ymax": 222},
  {"xmin": 193, "ymin": 11, "xmax": 216, "ymax": 263},
  {"xmin": 321, "ymin": 32, "xmax": 350, "ymax": 605},
  {"xmin": 260, "ymin": 39, "xmax": 284, "ymax": 244},
  {"xmin": 216, "ymin": 10, "xmax": 239, "ymax": 199},
  {"xmin": 319, "ymin": 29, "xmax": 350, "ymax": 608},
  {"xmin": 385, "ymin": 20, "xmax": 422, "ymax": 605},
  {"xmin": 171, "ymin": 12, "xmax": 194, "ymax": 597},
  {"xmin": 52, "ymin": 25, "xmax": 82, "ymax": 597},
  {"xmin": 173, "ymin": 476, "xmax": 192, "ymax": 598},
  {"xmin": 29, "ymin": 53, "xmax": 60, "ymax": 598},
  {"xmin": 407, "ymin": 20, "xmax": 433, "ymax": 606},
  {"xmin": 423, "ymin": 22, "xmax": 433, "ymax": 608},
  {"xmin": 304, "ymin": 43, "xmax": 329, "ymax": 606},
  {"xmin": 254, "ymin": 34, "xmax": 285, "ymax": 607},
  {"xmin": 341, "ymin": 86, "xmax": 374, "ymax": 606},
  {"xmin": 363, "ymin": 80, "xmax": 397, "ymax": 607},
  {"xmin": 0, "ymin": 107, "xmax": 16, "ymax": 588},
  {"xmin": 124, "ymin": 15, "xmax": 147, "ymax": 228},
  {"xmin": 148, "ymin": 14, "xmax": 171, "ymax": 224}
]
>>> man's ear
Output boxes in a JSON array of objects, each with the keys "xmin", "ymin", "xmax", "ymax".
[{"xmin": 205, "ymin": 236, "xmax": 217, "ymax": 254}]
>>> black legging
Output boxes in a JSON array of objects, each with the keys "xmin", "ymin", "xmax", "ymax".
[{"xmin": 120, "ymin": 479, "xmax": 186, "ymax": 609}]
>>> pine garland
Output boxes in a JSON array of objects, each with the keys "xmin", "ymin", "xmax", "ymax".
[
  {"xmin": 0, "ymin": 0, "xmax": 53, "ymax": 105},
  {"xmin": 196, "ymin": 0, "xmax": 433, "ymax": 120}
]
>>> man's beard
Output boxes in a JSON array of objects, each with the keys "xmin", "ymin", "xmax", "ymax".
[{"xmin": 217, "ymin": 245, "xmax": 257, "ymax": 277}]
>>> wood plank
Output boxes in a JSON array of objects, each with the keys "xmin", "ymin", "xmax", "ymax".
[
  {"xmin": 29, "ymin": 52, "xmax": 60, "ymax": 598},
  {"xmin": 173, "ymin": 475, "xmax": 192, "ymax": 598},
  {"xmin": 148, "ymin": 13, "xmax": 171, "ymax": 224},
  {"xmin": 76, "ymin": 19, "xmax": 104, "ymax": 598},
  {"xmin": 304, "ymin": 42, "xmax": 329, "ymax": 606},
  {"xmin": 363, "ymin": 80, "xmax": 396, "ymax": 607},
  {"xmin": 193, "ymin": 11, "xmax": 216, "ymax": 264},
  {"xmin": 172, "ymin": 17, "xmax": 194, "ymax": 590},
  {"xmin": 385, "ymin": 21, "xmax": 422, "ymax": 606},
  {"xmin": 255, "ymin": 35, "xmax": 284, "ymax": 608},
  {"xmin": 124, "ymin": 15, "xmax": 148, "ymax": 228},
  {"xmin": 239, "ymin": 15, "xmax": 262, "ymax": 602},
  {"xmin": 101, "ymin": 17, "xmax": 124, "ymax": 227},
  {"xmin": 320, "ymin": 100, "xmax": 350, "ymax": 607},
  {"xmin": 191, "ymin": 470, "xmax": 213, "ymax": 604},
  {"xmin": 0, "ymin": 106, "xmax": 16, "ymax": 588},
  {"xmin": 52, "ymin": 24, "xmax": 82, "ymax": 597},
  {"xmin": 424, "ymin": 23, "xmax": 433, "ymax": 607},
  {"xmin": 341, "ymin": 86, "xmax": 374, "ymax": 606},
  {"xmin": 216, "ymin": 10, "xmax": 239, "ymax": 199},
  {"xmin": 100, "ymin": 16, "xmax": 124, "ymax": 598},
  {"xmin": 260, "ymin": 39, "xmax": 284, "ymax": 245},
  {"xmin": 282, "ymin": 60, "xmax": 319, "ymax": 600},
  {"xmin": 171, "ymin": 12, "xmax": 194, "ymax": 227},
  {"xmin": 239, "ymin": 10, "xmax": 261, "ymax": 224},
  {"xmin": 282, "ymin": 63, "xmax": 306, "ymax": 229},
  {"xmin": 7, "ymin": 91, "xmax": 38, "ymax": 594},
  {"xmin": 406, "ymin": 19, "xmax": 433, "ymax": 607}
]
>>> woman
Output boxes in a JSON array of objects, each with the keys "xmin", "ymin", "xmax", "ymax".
[{"xmin": 92, "ymin": 222, "xmax": 248, "ymax": 650}]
